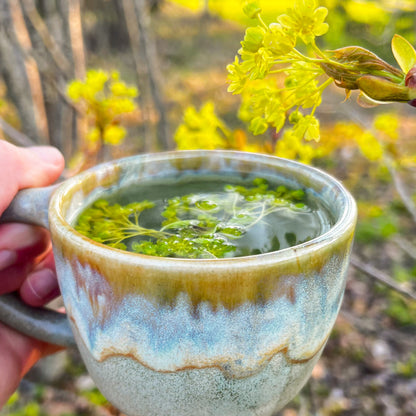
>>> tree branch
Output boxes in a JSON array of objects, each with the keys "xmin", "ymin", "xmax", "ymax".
[
  {"xmin": 0, "ymin": 116, "xmax": 36, "ymax": 147},
  {"xmin": 392, "ymin": 236, "xmax": 416, "ymax": 260},
  {"xmin": 21, "ymin": 0, "xmax": 72, "ymax": 78},
  {"xmin": 351, "ymin": 254, "xmax": 416, "ymax": 302},
  {"xmin": 385, "ymin": 158, "xmax": 416, "ymax": 224}
]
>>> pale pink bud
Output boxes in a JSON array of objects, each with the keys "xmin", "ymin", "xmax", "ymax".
[{"xmin": 405, "ymin": 66, "xmax": 416, "ymax": 106}]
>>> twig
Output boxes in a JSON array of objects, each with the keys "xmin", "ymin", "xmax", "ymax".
[
  {"xmin": 351, "ymin": 255, "xmax": 416, "ymax": 302},
  {"xmin": 0, "ymin": 116, "xmax": 36, "ymax": 147},
  {"xmin": 392, "ymin": 236, "xmax": 416, "ymax": 260},
  {"xmin": 385, "ymin": 158, "xmax": 416, "ymax": 224}
]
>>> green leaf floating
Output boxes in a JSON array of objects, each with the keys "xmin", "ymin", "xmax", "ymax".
[{"xmin": 74, "ymin": 178, "xmax": 308, "ymax": 259}]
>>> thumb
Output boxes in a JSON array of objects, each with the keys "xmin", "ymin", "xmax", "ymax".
[
  {"xmin": 22, "ymin": 146, "xmax": 65, "ymax": 187},
  {"xmin": 0, "ymin": 141, "xmax": 65, "ymax": 215}
]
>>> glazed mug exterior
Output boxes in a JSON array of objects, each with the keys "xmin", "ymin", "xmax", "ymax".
[{"xmin": 0, "ymin": 150, "xmax": 357, "ymax": 416}]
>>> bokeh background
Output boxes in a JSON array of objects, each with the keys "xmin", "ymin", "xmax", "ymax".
[{"xmin": 0, "ymin": 1, "xmax": 415, "ymax": 415}]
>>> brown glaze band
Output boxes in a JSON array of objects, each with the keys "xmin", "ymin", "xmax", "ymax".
[
  {"xmin": 71, "ymin": 318, "xmax": 329, "ymax": 380},
  {"xmin": 52, "ymin": 231, "xmax": 354, "ymax": 310}
]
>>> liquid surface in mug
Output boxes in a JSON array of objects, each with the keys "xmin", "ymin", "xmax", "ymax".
[{"xmin": 74, "ymin": 175, "xmax": 334, "ymax": 259}]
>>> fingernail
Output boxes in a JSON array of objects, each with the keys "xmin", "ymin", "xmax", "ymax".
[
  {"xmin": 29, "ymin": 146, "xmax": 64, "ymax": 167},
  {"xmin": 0, "ymin": 250, "xmax": 17, "ymax": 270},
  {"xmin": 27, "ymin": 268, "xmax": 59, "ymax": 301}
]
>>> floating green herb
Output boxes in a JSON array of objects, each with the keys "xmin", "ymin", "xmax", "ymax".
[{"xmin": 75, "ymin": 178, "xmax": 311, "ymax": 259}]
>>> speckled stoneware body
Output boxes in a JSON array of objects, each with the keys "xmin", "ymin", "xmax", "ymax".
[{"xmin": 48, "ymin": 151, "xmax": 356, "ymax": 416}]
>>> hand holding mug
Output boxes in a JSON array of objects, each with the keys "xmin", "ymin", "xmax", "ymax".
[
  {"xmin": 0, "ymin": 149, "xmax": 356, "ymax": 416},
  {"xmin": 0, "ymin": 141, "xmax": 64, "ymax": 407}
]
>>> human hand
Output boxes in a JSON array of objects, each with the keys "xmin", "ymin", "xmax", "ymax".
[{"xmin": 0, "ymin": 141, "xmax": 65, "ymax": 408}]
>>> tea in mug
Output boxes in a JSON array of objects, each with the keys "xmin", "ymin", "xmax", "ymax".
[{"xmin": 74, "ymin": 176, "xmax": 334, "ymax": 259}]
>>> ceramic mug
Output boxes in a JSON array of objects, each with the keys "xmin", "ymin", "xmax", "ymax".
[{"xmin": 0, "ymin": 150, "xmax": 356, "ymax": 416}]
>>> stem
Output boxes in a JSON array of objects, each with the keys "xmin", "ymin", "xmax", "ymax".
[
  {"xmin": 245, "ymin": 202, "xmax": 266, "ymax": 229},
  {"xmin": 310, "ymin": 39, "xmax": 326, "ymax": 59},
  {"xmin": 268, "ymin": 68, "xmax": 292, "ymax": 74},
  {"xmin": 232, "ymin": 192, "xmax": 239, "ymax": 218},
  {"xmin": 310, "ymin": 78, "xmax": 333, "ymax": 116},
  {"xmin": 289, "ymin": 48, "xmax": 323, "ymax": 65},
  {"xmin": 317, "ymin": 77, "xmax": 333, "ymax": 92},
  {"xmin": 288, "ymin": 47, "xmax": 353, "ymax": 71},
  {"xmin": 120, "ymin": 224, "xmax": 167, "ymax": 238},
  {"xmin": 256, "ymin": 13, "xmax": 269, "ymax": 31}
]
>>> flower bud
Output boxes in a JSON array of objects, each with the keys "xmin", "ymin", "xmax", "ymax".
[
  {"xmin": 405, "ymin": 66, "xmax": 416, "ymax": 106},
  {"xmin": 242, "ymin": 1, "xmax": 262, "ymax": 19},
  {"xmin": 357, "ymin": 75, "xmax": 412, "ymax": 102},
  {"xmin": 405, "ymin": 65, "xmax": 416, "ymax": 89},
  {"xmin": 321, "ymin": 46, "xmax": 404, "ymax": 90}
]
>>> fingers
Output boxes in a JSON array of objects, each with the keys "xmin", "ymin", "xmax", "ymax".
[
  {"xmin": 0, "ymin": 223, "xmax": 55, "ymax": 298},
  {"xmin": 0, "ymin": 262, "xmax": 32, "ymax": 295},
  {"xmin": 0, "ymin": 141, "xmax": 64, "ymax": 215},
  {"xmin": 0, "ymin": 223, "xmax": 50, "ymax": 261},
  {"xmin": 20, "ymin": 251, "xmax": 60, "ymax": 307},
  {"xmin": 0, "ymin": 322, "xmax": 62, "ymax": 408}
]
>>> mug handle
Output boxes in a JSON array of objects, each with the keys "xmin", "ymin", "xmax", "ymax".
[{"xmin": 0, "ymin": 186, "xmax": 76, "ymax": 348}]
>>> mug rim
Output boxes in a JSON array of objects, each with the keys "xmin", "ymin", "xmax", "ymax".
[{"xmin": 49, "ymin": 150, "xmax": 357, "ymax": 269}]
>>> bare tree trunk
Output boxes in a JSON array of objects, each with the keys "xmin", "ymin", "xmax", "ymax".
[
  {"xmin": 0, "ymin": 0, "xmax": 44, "ymax": 143},
  {"xmin": 133, "ymin": 0, "xmax": 170, "ymax": 150},
  {"xmin": 202, "ymin": 0, "xmax": 210, "ymax": 16},
  {"xmin": 9, "ymin": 0, "xmax": 49, "ymax": 143},
  {"xmin": 67, "ymin": 0, "xmax": 85, "ymax": 80},
  {"xmin": 21, "ymin": 0, "xmax": 69, "ymax": 152},
  {"xmin": 13, "ymin": 0, "xmax": 86, "ymax": 159},
  {"xmin": 21, "ymin": 0, "xmax": 72, "ymax": 77},
  {"xmin": 121, "ymin": 0, "xmax": 154, "ymax": 152},
  {"xmin": 66, "ymin": 0, "xmax": 87, "ymax": 156}
]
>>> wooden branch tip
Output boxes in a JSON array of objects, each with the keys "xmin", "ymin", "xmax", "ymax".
[{"xmin": 351, "ymin": 255, "xmax": 416, "ymax": 302}]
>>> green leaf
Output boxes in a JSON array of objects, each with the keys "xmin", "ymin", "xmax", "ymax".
[{"xmin": 392, "ymin": 34, "xmax": 416, "ymax": 74}]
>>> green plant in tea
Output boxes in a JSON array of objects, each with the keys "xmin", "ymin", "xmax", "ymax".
[{"xmin": 75, "ymin": 178, "xmax": 320, "ymax": 259}]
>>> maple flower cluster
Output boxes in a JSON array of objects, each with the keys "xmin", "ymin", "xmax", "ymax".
[
  {"xmin": 227, "ymin": 0, "xmax": 416, "ymax": 149},
  {"xmin": 68, "ymin": 69, "xmax": 138, "ymax": 146}
]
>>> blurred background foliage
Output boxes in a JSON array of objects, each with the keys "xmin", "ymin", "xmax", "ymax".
[{"xmin": 0, "ymin": 0, "xmax": 415, "ymax": 415}]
